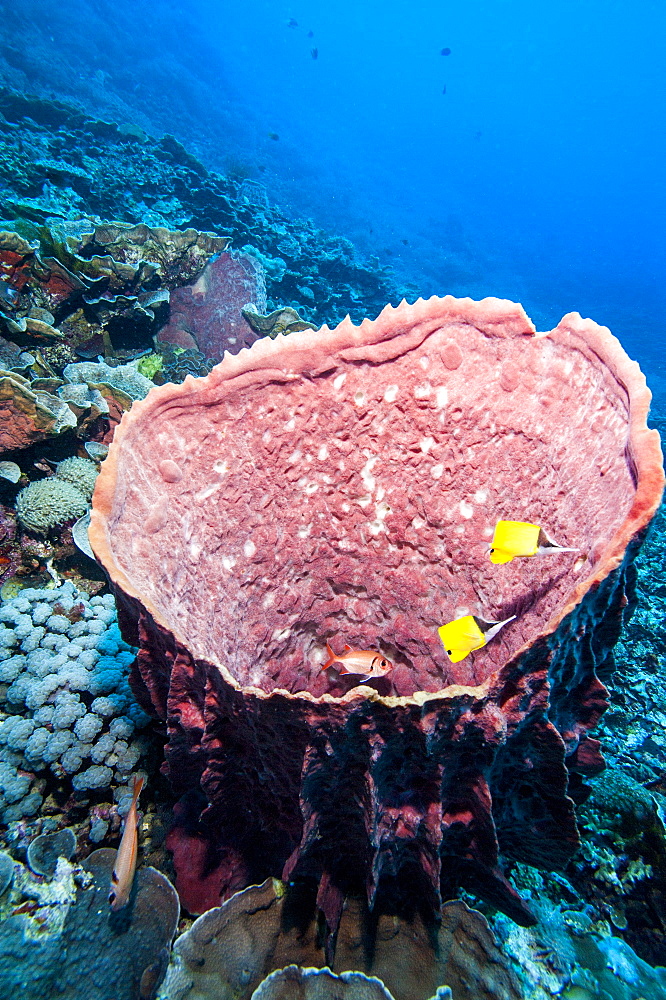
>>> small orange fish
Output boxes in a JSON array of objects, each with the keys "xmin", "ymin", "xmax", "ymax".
[
  {"xmin": 109, "ymin": 775, "xmax": 144, "ymax": 911},
  {"xmin": 322, "ymin": 642, "xmax": 393, "ymax": 678}
]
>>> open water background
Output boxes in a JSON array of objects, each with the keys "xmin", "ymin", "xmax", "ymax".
[{"xmin": 2, "ymin": 0, "xmax": 665, "ymax": 401}]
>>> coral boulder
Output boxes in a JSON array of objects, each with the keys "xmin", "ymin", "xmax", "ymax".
[{"xmin": 89, "ymin": 297, "xmax": 664, "ymax": 933}]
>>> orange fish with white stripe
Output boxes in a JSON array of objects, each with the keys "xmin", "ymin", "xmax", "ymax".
[
  {"xmin": 109, "ymin": 775, "xmax": 144, "ymax": 911},
  {"xmin": 322, "ymin": 642, "xmax": 393, "ymax": 678}
]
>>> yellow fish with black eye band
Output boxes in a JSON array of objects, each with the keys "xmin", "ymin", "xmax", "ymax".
[
  {"xmin": 438, "ymin": 614, "xmax": 516, "ymax": 663},
  {"xmin": 489, "ymin": 521, "xmax": 578, "ymax": 564}
]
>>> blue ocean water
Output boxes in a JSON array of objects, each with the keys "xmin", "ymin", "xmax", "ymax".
[
  {"xmin": 205, "ymin": 0, "xmax": 666, "ymax": 386},
  {"xmin": 2, "ymin": 0, "xmax": 665, "ymax": 394}
]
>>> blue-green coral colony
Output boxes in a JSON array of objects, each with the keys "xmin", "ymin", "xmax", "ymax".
[{"xmin": 0, "ymin": 583, "xmax": 149, "ymax": 823}]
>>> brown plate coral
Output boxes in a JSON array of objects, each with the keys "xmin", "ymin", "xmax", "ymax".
[
  {"xmin": 89, "ymin": 296, "xmax": 664, "ymax": 936},
  {"xmin": 160, "ymin": 878, "xmax": 521, "ymax": 1000}
]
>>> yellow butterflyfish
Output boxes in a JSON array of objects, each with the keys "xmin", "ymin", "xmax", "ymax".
[
  {"xmin": 438, "ymin": 614, "xmax": 516, "ymax": 663},
  {"xmin": 489, "ymin": 521, "xmax": 578, "ymax": 564}
]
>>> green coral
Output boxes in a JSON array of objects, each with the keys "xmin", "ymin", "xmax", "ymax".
[
  {"xmin": 15, "ymin": 479, "xmax": 89, "ymax": 534},
  {"xmin": 54, "ymin": 457, "xmax": 98, "ymax": 501},
  {"xmin": 136, "ymin": 352, "xmax": 164, "ymax": 380}
]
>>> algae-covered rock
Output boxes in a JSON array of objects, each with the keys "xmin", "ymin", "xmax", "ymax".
[
  {"xmin": 136, "ymin": 352, "xmax": 165, "ymax": 380},
  {"xmin": 583, "ymin": 767, "xmax": 664, "ymax": 842},
  {"xmin": 495, "ymin": 894, "xmax": 666, "ymax": 1000},
  {"xmin": 0, "ymin": 851, "xmax": 179, "ymax": 1000},
  {"xmin": 0, "ymin": 853, "xmax": 14, "ymax": 896}
]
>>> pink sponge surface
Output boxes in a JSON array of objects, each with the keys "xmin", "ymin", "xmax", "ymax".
[{"xmin": 90, "ymin": 296, "xmax": 663, "ymax": 699}]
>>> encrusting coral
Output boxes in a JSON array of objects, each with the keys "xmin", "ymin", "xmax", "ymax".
[
  {"xmin": 26, "ymin": 826, "xmax": 76, "ymax": 876},
  {"xmin": 248, "ymin": 967, "xmax": 403, "ymax": 1000},
  {"xmin": 89, "ymin": 294, "xmax": 664, "ymax": 938},
  {"xmin": 0, "ymin": 368, "xmax": 77, "ymax": 453}
]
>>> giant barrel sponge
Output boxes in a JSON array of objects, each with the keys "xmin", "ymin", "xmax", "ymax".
[{"xmin": 89, "ymin": 296, "xmax": 664, "ymax": 932}]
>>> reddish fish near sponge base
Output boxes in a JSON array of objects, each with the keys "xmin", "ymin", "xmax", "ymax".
[
  {"xmin": 109, "ymin": 775, "xmax": 144, "ymax": 911},
  {"xmin": 322, "ymin": 642, "xmax": 393, "ymax": 678}
]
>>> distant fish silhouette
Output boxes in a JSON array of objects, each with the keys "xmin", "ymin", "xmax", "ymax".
[
  {"xmin": 307, "ymin": 30, "xmax": 314, "ymax": 38},
  {"xmin": 401, "ymin": 239, "xmax": 409, "ymax": 245},
  {"xmin": 268, "ymin": 132, "xmax": 280, "ymax": 141},
  {"xmin": 287, "ymin": 18, "xmax": 298, "ymax": 28},
  {"xmin": 311, "ymin": 47, "xmax": 319, "ymax": 59},
  {"xmin": 441, "ymin": 47, "xmax": 451, "ymax": 55},
  {"xmin": 442, "ymin": 85, "xmax": 447, "ymax": 95}
]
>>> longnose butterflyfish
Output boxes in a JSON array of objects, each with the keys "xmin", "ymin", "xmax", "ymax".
[
  {"xmin": 322, "ymin": 642, "xmax": 393, "ymax": 678},
  {"xmin": 109, "ymin": 774, "xmax": 144, "ymax": 911},
  {"xmin": 438, "ymin": 614, "xmax": 516, "ymax": 663},
  {"xmin": 489, "ymin": 521, "xmax": 578, "ymax": 564}
]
